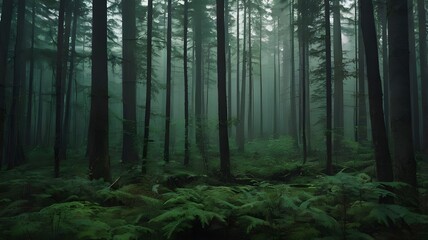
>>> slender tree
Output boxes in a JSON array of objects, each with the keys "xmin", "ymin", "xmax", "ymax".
[
  {"xmin": 388, "ymin": 0, "xmax": 418, "ymax": 189},
  {"xmin": 418, "ymin": 0, "xmax": 428, "ymax": 154},
  {"xmin": 122, "ymin": 0, "xmax": 139, "ymax": 163},
  {"xmin": 163, "ymin": 0, "xmax": 172, "ymax": 163},
  {"xmin": 183, "ymin": 0, "xmax": 190, "ymax": 165},
  {"xmin": 142, "ymin": 0, "xmax": 153, "ymax": 172},
  {"xmin": 357, "ymin": 8, "xmax": 367, "ymax": 143},
  {"xmin": 325, "ymin": 0, "xmax": 333, "ymax": 175},
  {"xmin": 7, "ymin": 0, "xmax": 27, "ymax": 169},
  {"xmin": 333, "ymin": 0, "xmax": 344, "ymax": 151},
  {"xmin": 359, "ymin": 0, "xmax": 393, "ymax": 187},
  {"xmin": 216, "ymin": 0, "xmax": 231, "ymax": 178},
  {"xmin": 0, "ymin": 0, "xmax": 14, "ymax": 169},
  {"xmin": 26, "ymin": 0, "xmax": 36, "ymax": 146},
  {"xmin": 88, "ymin": 0, "xmax": 111, "ymax": 181},
  {"xmin": 289, "ymin": 0, "xmax": 298, "ymax": 143},
  {"xmin": 237, "ymin": 0, "xmax": 247, "ymax": 152}
]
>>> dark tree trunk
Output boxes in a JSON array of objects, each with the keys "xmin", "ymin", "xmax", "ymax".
[
  {"xmin": 380, "ymin": 0, "xmax": 390, "ymax": 139},
  {"xmin": 418, "ymin": 0, "xmax": 428, "ymax": 154},
  {"xmin": 273, "ymin": 19, "xmax": 278, "ymax": 139},
  {"xmin": 325, "ymin": 0, "xmax": 333, "ymax": 175},
  {"xmin": 122, "ymin": 0, "xmax": 139, "ymax": 163},
  {"xmin": 226, "ymin": 0, "xmax": 232, "ymax": 135},
  {"xmin": 333, "ymin": 0, "xmax": 344, "ymax": 149},
  {"xmin": 388, "ymin": 0, "xmax": 418, "ymax": 189},
  {"xmin": 54, "ymin": 0, "xmax": 65, "ymax": 177},
  {"xmin": 359, "ymin": 0, "xmax": 394, "ymax": 187},
  {"xmin": 289, "ymin": 0, "xmax": 298, "ymax": 143},
  {"xmin": 298, "ymin": 0, "xmax": 307, "ymax": 164},
  {"xmin": 0, "ymin": 0, "xmax": 14, "ymax": 169},
  {"xmin": 247, "ymin": 2, "xmax": 253, "ymax": 141},
  {"xmin": 237, "ymin": 0, "xmax": 247, "ymax": 152},
  {"xmin": 358, "ymin": 10, "xmax": 367, "ymax": 143},
  {"xmin": 163, "ymin": 0, "xmax": 172, "ymax": 163},
  {"xmin": 88, "ymin": 0, "xmax": 111, "ymax": 181},
  {"xmin": 142, "ymin": 0, "xmax": 153, "ymax": 172},
  {"xmin": 7, "ymin": 0, "xmax": 27, "ymax": 169},
  {"xmin": 36, "ymin": 67, "xmax": 44, "ymax": 144},
  {"xmin": 216, "ymin": 0, "xmax": 231, "ymax": 178},
  {"xmin": 26, "ymin": 0, "xmax": 36, "ymax": 146},
  {"xmin": 259, "ymin": 7, "xmax": 263, "ymax": 138},
  {"xmin": 235, "ymin": 0, "xmax": 240, "ymax": 145},
  {"xmin": 408, "ymin": 0, "xmax": 420, "ymax": 151},
  {"xmin": 183, "ymin": 0, "xmax": 190, "ymax": 166},
  {"xmin": 62, "ymin": 0, "xmax": 79, "ymax": 160}
]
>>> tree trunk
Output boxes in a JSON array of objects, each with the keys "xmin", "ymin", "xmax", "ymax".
[
  {"xmin": 142, "ymin": 0, "xmax": 153, "ymax": 172},
  {"xmin": 183, "ymin": 0, "xmax": 190, "ymax": 166},
  {"xmin": 216, "ymin": 0, "xmax": 231, "ymax": 178},
  {"xmin": 7, "ymin": 0, "xmax": 27, "ymax": 169},
  {"xmin": 418, "ymin": 0, "xmax": 428, "ymax": 154},
  {"xmin": 235, "ymin": 0, "xmax": 240, "ymax": 145},
  {"xmin": 0, "ymin": 0, "xmax": 14, "ymax": 169},
  {"xmin": 325, "ymin": 0, "xmax": 333, "ymax": 175},
  {"xmin": 359, "ymin": 0, "xmax": 393, "ymax": 187},
  {"xmin": 388, "ymin": 0, "xmax": 418, "ymax": 189},
  {"xmin": 36, "ymin": 67, "xmax": 44, "ymax": 144},
  {"xmin": 62, "ymin": 0, "xmax": 79, "ymax": 160},
  {"xmin": 247, "ymin": 2, "xmax": 253, "ymax": 140},
  {"xmin": 298, "ymin": 0, "xmax": 307, "ymax": 164},
  {"xmin": 88, "ymin": 0, "xmax": 111, "ymax": 181},
  {"xmin": 259, "ymin": 7, "xmax": 263, "ymax": 138},
  {"xmin": 289, "ymin": 0, "xmax": 298, "ymax": 143},
  {"xmin": 237, "ymin": 0, "xmax": 247, "ymax": 152},
  {"xmin": 408, "ymin": 0, "xmax": 420, "ymax": 151},
  {"xmin": 358, "ymin": 10, "xmax": 367, "ymax": 143},
  {"xmin": 163, "ymin": 0, "xmax": 172, "ymax": 163},
  {"xmin": 380, "ymin": 0, "xmax": 390, "ymax": 139},
  {"xmin": 333, "ymin": 0, "xmax": 344, "ymax": 150},
  {"xmin": 122, "ymin": 0, "xmax": 139, "ymax": 163},
  {"xmin": 26, "ymin": 0, "xmax": 36, "ymax": 146}
]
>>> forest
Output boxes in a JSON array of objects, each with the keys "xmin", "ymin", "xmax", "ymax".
[{"xmin": 0, "ymin": 0, "xmax": 428, "ymax": 239}]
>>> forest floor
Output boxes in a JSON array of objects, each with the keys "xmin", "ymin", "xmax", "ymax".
[{"xmin": 0, "ymin": 137, "xmax": 428, "ymax": 240}]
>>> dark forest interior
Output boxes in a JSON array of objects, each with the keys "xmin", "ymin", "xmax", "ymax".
[{"xmin": 0, "ymin": 0, "xmax": 428, "ymax": 239}]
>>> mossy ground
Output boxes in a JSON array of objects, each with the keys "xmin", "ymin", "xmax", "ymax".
[{"xmin": 1, "ymin": 138, "xmax": 427, "ymax": 240}]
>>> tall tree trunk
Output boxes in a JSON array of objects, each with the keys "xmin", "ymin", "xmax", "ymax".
[
  {"xmin": 62, "ymin": 0, "xmax": 79, "ymax": 160},
  {"xmin": 0, "ymin": 0, "xmax": 14, "ymax": 169},
  {"xmin": 88, "ymin": 0, "xmax": 111, "ymax": 181},
  {"xmin": 359, "ymin": 0, "xmax": 393, "ymax": 187},
  {"xmin": 142, "ymin": 0, "xmax": 153, "ymax": 172},
  {"xmin": 298, "ymin": 0, "xmax": 307, "ymax": 164},
  {"xmin": 325, "ymin": 0, "xmax": 333, "ymax": 175},
  {"xmin": 388, "ymin": 0, "xmax": 418, "ymax": 190},
  {"xmin": 194, "ymin": 0, "xmax": 207, "ymax": 163},
  {"xmin": 226, "ymin": 0, "xmax": 232, "ymax": 135},
  {"xmin": 237, "ymin": 0, "xmax": 247, "ymax": 152},
  {"xmin": 235, "ymin": 0, "xmax": 240, "ymax": 144},
  {"xmin": 163, "ymin": 0, "xmax": 172, "ymax": 163},
  {"xmin": 333, "ymin": 0, "xmax": 344, "ymax": 150},
  {"xmin": 122, "ymin": 0, "xmax": 139, "ymax": 163},
  {"xmin": 380, "ymin": 0, "xmax": 390, "ymax": 139},
  {"xmin": 26, "ymin": 0, "xmax": 36, "ymax": 146},
  {"xmin": 273, "ymin": 19, "xmax": 278, "ymax": 139},
  {"xmin": 358, "ymin": 10, "xmax": 367, "ymax": 143},
  {"xmin": 7, "ymin": 0, "xmax": 27, "ymax": 169},
  {"xmin": 54, "ymin": 0, "xmax": 65, "ymax": 177},
  {"xmin": 36, "ymin": 67, "xmax": 44, "ymax": 144},
  {"xmin": 408, "ymin": 0, "xmax": 420, "ymax": 151},
  {"xmin": 259, "ymin": 6, "xmax": 263, "ymax": 138},
  {"xmin": 183, "ymin": 0, "xmax": 190, "ymax": 165},
  {"xmin": 216, "ymin": 0, "xmax": 231, "ymax": 178},
  {"xmin": 289, "ymin": 0, "xmax": 298, "ymax": 143},
  {"xmin": 418, "ymin": 0, "xmax": 428, "ymax": 154},
  {"xmin": 247, "ymin": 2, "xmax": 253, "ymax": 140}
]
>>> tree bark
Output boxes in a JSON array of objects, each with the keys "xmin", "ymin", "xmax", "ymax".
[
  {"xmin": 183, "ymin": 0, "xmax": 190, "ymax": 166},
  {"xmin": 0, "ymin": 0, "xmax": 14, "ymax": 169},
  {"xmin": 388, "ymin": 0, "xmax": 418, "ymax": 189},
  {"xmin": 325, "ymin": 0, "xmax": 333, "ymax": 175},
  {"xmin": 333, "ymin": 0, "xmax": 344, "ymax": 150},
  {"xmin": 216, "ymin": 0, "xmax": 231, "ymax": 178},
  {"xmin": 359, "ymin": 0, "xmax": 393, "ymax": 185},
  {"xmin": 163, "ymin": 0, "xmax": 172, "ymax": 163},
  {"xmin": 88, "ymin": 0, "xmax": 111, "ymax": 181},
  {"xmin": 122, "ymin": 0, "xmax": 139, "ymax": 163}
]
